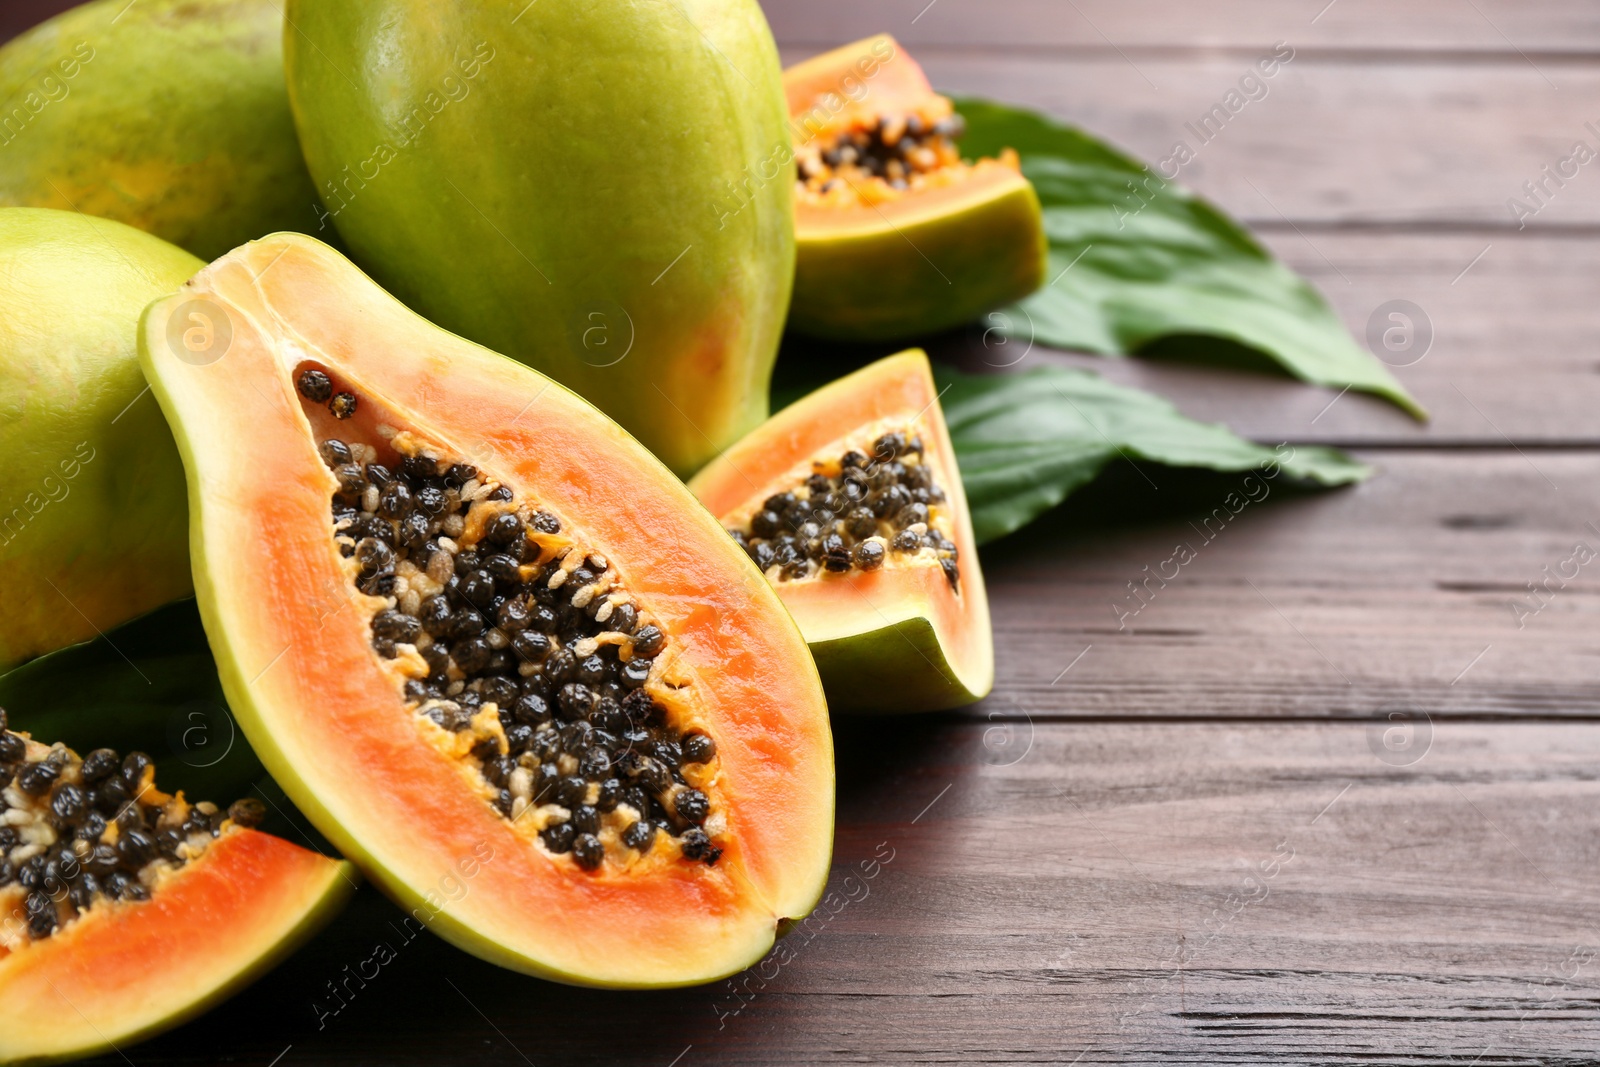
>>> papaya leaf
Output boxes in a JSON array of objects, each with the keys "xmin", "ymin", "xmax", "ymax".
[
  {"xmin": 953, "ymin": 98, "xmax": 1425, "ymax": 419},
  {"xmin": 0, "ymin": 599, "xmax": 264, "ymax": 807},
  {"xmin": 935, "ymin": 364, "xmax": 1370, "ymax": 544}
]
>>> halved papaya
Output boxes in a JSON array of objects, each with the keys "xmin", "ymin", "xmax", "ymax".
[
  {"xmin": 137, "ymin": 233, "xmax": 834, "ymax": 987},
  {"xmin": 784, "ymin": 35, "xmax": 1049, "ymax": 341},
  {"xmin": 689, "ymin": 351, "xmax": 993, "ymax": 711},
  {"xmin": 0, "ymin": 712, "xmax": 355, "ymax": 1065}
]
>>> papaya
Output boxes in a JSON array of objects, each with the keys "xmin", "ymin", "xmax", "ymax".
[
  {"xmin": 283, "ymin": 0, "xmax": 795, "ymax": 476},
  {"xmin": 0, "ymin": 707, "xmax": 356, "ymax": 1065},
  {"xmin": 784, "ymin": 36, "xmax": 1049, "ymax": 340},
  {"xmin": 689, "ymin": 350, "xmax": 992, "ymax": 711},
  {"xmin": 0, "ymin": 208, "xmax": 199, "ymax": 669},
  {"xmin": 0, "ymin": 0, "xmax": 327, "ymax": 261},
  {"xmin": 137, "ymin": 232, "xmax": 834, "ymax": 986}
]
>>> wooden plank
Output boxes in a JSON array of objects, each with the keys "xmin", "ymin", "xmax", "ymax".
[
  {"xmin": 920, "ymin": 230, "xmax": 1600, "ymax": 447},
  {"xmin": 767, "ymin": 0, "xmax": 1600, "ymax": 55},
  {"xmin": 973, "ymin": 450, "xmax": 1600, "ymax": 721},
  {"xmin": 774, "ymin": 46, "xmax": 1600, "ymax": 229},
  {"xmin": 114, "ymin": 719, "xmax": 1600, "ymax": 1064}
]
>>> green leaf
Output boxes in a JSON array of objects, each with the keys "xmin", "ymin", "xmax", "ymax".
[
  {"xmin": 954, "ymin": 98, "xmax": 1425, "ymax": 419},
  {"xmin": 937, "ymin": 364, "xmax": 1370, "ymax": 544},
  {"xmin": 0, "ymin": 600, "xmax": 264, "ymax": 806}
]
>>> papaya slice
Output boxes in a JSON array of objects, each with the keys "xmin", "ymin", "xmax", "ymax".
[
  {"xmin": 0, "ymin": 711, "xmax": 355, "ymax": 1064},
  {"xmin": 137, "ymin": 233, "xmax": 834, "ymax": 987},
  {"xmin": 689, "ymin": 351, "xmax": 993, "ymax": 711},
  {"xmin": 784, "ymin": 35, "xmax": 1049, "ymax": 341}
]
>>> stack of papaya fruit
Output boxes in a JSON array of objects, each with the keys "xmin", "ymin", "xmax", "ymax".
[{"xmin": 0, "ymin": 1, "xmax": 1060, "ymax": 1058}]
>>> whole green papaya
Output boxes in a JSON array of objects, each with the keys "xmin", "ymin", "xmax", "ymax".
[
  {"xmin": 285, "ymin": 0, "xmax": 795, "ymax": 475},
  {"xmin": 0, "ymin": 0, "xmax": 325, "ymax": 260},
  {"xmin": 0, "ymin": 207, "xmax": 199, "ymax": 668}
]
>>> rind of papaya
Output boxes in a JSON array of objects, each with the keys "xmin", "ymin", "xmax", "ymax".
[
  {"xmin": 790, "ymin": 174, "xmax": 1048, "ymax": 341},
  {"xmin": 0, "ymin": 830, "xmax": 355, "ymax": 1066},
  {"xmin": 811, "ymin": 615, "xmax": 984, "ymax": 713},
  {"xmin": 137, "ymin": 233, "xmax": 835, "ymax": 988}
]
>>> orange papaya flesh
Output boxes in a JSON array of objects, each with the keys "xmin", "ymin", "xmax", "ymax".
[
  {"xmin": 785, "ymin": 35, "xmax": 1049, "ymax": 341},
  {"xmin": 137, "ymin": 233, "xmax": 834, "ymax": 987},
  {"xmin": 0, "ymin": 721, "xmax": 355, "ymax": 1065},
  {"xmin": 689, "ymin": 351, "xmax": 993, "ymax": 711}
]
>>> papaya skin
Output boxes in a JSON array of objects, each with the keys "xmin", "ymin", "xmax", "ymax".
[
  {"xmin": 284, "ymin": 0, "xmax": 795, "ymax": 476},
  {"xmin": 0, "ymin": 0, "xmax": 328, "ymax": 260},
  {"xmin": 0, "ymin": 207, "xmax": 200, "ymax": 669},
  {"xmin": 790, "ymin": 176, "xmax": 1048, "ymax": 341},
  {"xmin": 811, "ymin": 616, "xmax": 984, "ymax": 713}
]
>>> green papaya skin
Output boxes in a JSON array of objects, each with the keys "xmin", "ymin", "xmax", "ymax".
[
  {"xmin": 0, "ymin": 0, "xmax": 326, "ymax": 260},
  {"xmin": 790, "ymin": 180, "xmax": 1048, "ymax": 341},
  {"xmin": 0, "ymin": 207, "xmax": 200, "ymax": 668},
  {"xmin": 284, "ymin": 0, "xmax": 795, "ymax": 476}
]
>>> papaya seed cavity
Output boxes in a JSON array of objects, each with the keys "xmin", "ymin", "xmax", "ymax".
[
  {"xmin": 728, "ymin": 430, "xmax": 960, "ymax": 591},
  {"xmin": 303, "ymin": 369, "xmax": 724, "ymax": 874}
]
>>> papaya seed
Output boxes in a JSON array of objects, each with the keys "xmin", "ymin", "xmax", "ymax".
[
  {"xmin": 328, "ymin": 392, "xmax": 358, "ymax": 419},
  {"xmin": 296, "ymin": 368, "xmax": 333, "ymax": 402},
  {"xmin": 571, "ymin": 833, "xmax": 604, "ymax": 871}
]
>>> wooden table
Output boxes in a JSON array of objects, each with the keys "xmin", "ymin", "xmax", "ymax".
[{"xmin": 12, "ymin": 1, "xmax": 1600, "ymax": 1063}]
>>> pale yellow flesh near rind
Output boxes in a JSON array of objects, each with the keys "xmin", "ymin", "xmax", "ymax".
[{"xmin": 138, "ymin": 233, "xmax": 834, "ymax": 987}]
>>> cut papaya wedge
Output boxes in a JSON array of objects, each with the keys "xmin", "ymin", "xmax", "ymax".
[
  {"xmin": 0, "ymin": 718, "xmax": 354, "ymax": 1065},
  {"xmin": 137, "ymin": 233, "xmax": 835, "ymax": 987},
  {"xmin": 784, "ymin": 35, "xmax": 1048, "ymax": 340},
  {"xmin": 690, "ymin": 351, "xmax": 993, "ymax": 711}
]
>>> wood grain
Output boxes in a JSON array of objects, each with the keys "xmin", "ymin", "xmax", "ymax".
[
  {"xmin": 768, "ymin": 0, "xmax": 1600, "ymax": 55},
  {"xmin": 977, "ymin": 450, "xmax": 1600, "ymax": 722},
  {"xmin": 95, "ymin": 719, "xmax": 1600, "ymax": 1065}
]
